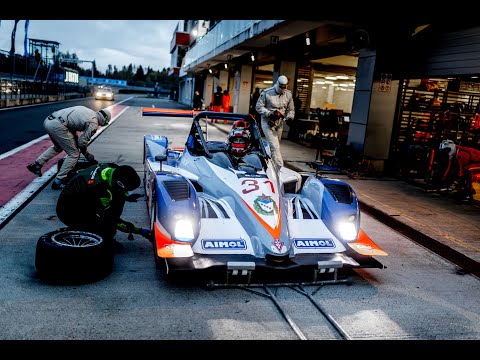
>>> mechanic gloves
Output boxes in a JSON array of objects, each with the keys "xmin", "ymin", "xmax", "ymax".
[
  {"xmin": 268, "ymin": 110, "xmax": 284, "ymax": 127},
  {"xmin": 79, "ymin": 145, "xmax": 98, "ymax": 164},
  {"xmin": 117, "ymin": 220, "xmax": 152, "ymax": 241},
  {"xmin": 84, "ymin": 152, "xmax": 97, "ymax": 164},
  {"xmin": 139, "ymin": 228, "xmax": 152, "ymax": 241},
  {"xmin": 117, "ymin": 220, "xmax": 137, "ymax": 234},
  {"xmin": 125, "ymin": 193, "xmax": 144, "ymax": 202}
]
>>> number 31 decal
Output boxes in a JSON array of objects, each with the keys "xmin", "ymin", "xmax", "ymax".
[{"xmin": 242, "ymin": 179, "xmax": 275, "ymax": 194}]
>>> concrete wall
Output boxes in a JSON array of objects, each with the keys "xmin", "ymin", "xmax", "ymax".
[
  {"xmin": 348, "ymin": 48, "xmax": 375, "ymax": 154},
  {"xmin": 233, "ymin": 65, "xmax": 253, "ymax": 113},
  {"xmin": 364, "ymin": 79, "xmax": 399, "ymax": 161},
  {"xmin": 0, "ymin": 93, "xmax": 86, "ymax": 109}
]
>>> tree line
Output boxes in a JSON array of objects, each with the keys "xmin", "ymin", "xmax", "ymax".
[{"xmin": 61, "ymin": 51, "xmax": 176, "ymax": 88}]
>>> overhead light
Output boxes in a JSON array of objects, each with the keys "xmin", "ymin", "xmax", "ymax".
[
  {"xmin": 192, "ymin": 29, "xmax": 198, "ymax": 37},
  {"xmin": 224, "ymin": 63, "xmax": 228, "ymax": 69},
  {"xmin": 207, "ymin": 64, "xmax": 212, "ymax": 74},
  {"xmin": 250, "ymin": 53, "xmax": 255, "ymax": 62},
  {"xmin": 305, "ymin": 32, "xmax": 310, "ymax": 46}
]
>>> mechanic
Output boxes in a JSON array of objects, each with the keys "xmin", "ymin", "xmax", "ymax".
[
  {"xmin": 439, "ymin": 139, "xmax": 480, "ymax": 200},
  {"xmin": 227, "ymin": 120, "xmax": 253, "ymax": 164},
  {"xmin": 27, "ymin": 106, "xmax": 112, "ymax": 190},
  {"xmin": 255, "ymin": 75, "xmax": 295, "ymax": 169},
  {"xmin": 55, "ymin": 162, "xmax": 151, "ymax": 248}
]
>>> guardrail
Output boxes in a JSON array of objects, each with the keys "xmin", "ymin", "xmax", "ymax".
[{"xmin": 0, "ymin": 78, "xmax": 85, "ymax": 101}]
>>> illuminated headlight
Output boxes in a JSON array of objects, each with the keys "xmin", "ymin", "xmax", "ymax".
[
  {"xmin": 174, "ymin": 218, "xmax": 194, "ymax": 242},
  {"xmin": 337, "ymin": 215, "xmax": 357, "ymax": 241}
]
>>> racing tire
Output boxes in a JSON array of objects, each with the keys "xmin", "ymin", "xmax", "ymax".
[{"xmin": 35, "ymin": 228, "xmax": 114, "ymax": 282}]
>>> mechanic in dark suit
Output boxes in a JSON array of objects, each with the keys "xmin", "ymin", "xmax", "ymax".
[{"xmin": 56, "ymin": 163, "xmax": 151, "ymax": 247}]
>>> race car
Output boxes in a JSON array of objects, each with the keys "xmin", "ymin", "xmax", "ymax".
[
  {"xmin": 95, "ymin": 86, "xmax": 115, "ymax": 101},
  {"xmin": 142, "ymin": 109, "xmax": 387, "ymax": 286}
]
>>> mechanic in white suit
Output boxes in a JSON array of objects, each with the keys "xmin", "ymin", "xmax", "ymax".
[
  {"xmin": 27, "ymin": 106, "xmax": 111, "ymax": 190},
  {"xmin": 255, "ymin": 75, "xmax": 295, "ymax": 169}
]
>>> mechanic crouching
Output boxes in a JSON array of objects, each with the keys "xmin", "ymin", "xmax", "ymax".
[{"xmin": 55, "ymin": 162, "xmax": 151, "ymax": 249}]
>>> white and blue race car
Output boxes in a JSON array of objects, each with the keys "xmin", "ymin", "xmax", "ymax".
[{"xmin": 142, "ymin": 109, "xmax": 387, "ymax": 285}]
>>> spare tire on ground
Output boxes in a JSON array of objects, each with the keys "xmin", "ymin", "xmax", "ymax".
[{"xmin": 35, "ymin": 228, "xmax": 114, "ymax": 282}]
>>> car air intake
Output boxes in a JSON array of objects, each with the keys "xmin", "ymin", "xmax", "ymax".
[
  {"xmin": 324, "ymin": 183, "xmax": 353, "ymax": 204},
  {"xmin": 163, "ymin": 179, "xmax": 190, "ymax": 200}
]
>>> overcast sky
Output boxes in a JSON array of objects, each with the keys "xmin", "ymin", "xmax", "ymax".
[{"xmin": 0, "ymin": 20, "xmax": 180, "ymax": 73}]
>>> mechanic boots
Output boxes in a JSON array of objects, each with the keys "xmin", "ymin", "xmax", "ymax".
[
  {"xmin": 27, "ymin": 161, "xmax": 42, "ymax": 177},
  {"xmin": 51, "ymin": 178, "xmax": 66, "ymax": 190}
]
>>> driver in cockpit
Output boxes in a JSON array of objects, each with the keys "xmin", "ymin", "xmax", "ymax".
[
  {"xmin": 226, "ymin": 120, "xmax": 265, "ymax": 172},
  {"xmin": 227, "ymin": 120, "xmax": 252, "ymax": 164}
]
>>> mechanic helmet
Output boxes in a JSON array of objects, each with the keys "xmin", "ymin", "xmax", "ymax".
[
  {"xmin": 274, "ymin": 75, "xmax": 289, "ymax": 95},
  {"xmin": 228, "ymin": 127, "xmax": 251, "ymax": 157},
  {"xmin": 112, "ymin": 165, "xmax": 141, "ymax": 191},
  {"xmin": 97, "ymin": 108, "xmax": 112, "ymax": 126},
  {"xmin": 439, "ymin": 139, "xmax": 456, "ymax": 157}
]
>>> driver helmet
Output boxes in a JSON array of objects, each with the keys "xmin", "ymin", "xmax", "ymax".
[
  {"xmin": 97, "ymin": 108, "xmax": 112, "ymax": 126},
  {"xmin": 228, "ymin": 127, "xmax": 251, "ymax": 157},
  {"xmin": 232, "ymin": 120, "xmax": 248, "ymax": 130},
  {"xmin": 439, "ymin": 139, "xmax": 456, "ymax": 157}
]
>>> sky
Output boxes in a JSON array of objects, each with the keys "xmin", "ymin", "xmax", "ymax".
[{"xmin": 0, "ymin": 20, "xmax": 180, "ymax": 73}]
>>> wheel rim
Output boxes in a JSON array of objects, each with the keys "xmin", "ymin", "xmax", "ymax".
[{"xmin": 51, "ymin": 231, "xmax": 103, "ymax": 248}]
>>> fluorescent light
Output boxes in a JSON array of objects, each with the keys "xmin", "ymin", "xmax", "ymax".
[
  {"xmin": 305, "ymin": 32, "xmax": 310, "ymax": 46},
  {"xmin": 250, "ymin": 53, "xmax": 255, "ymax": 61}
]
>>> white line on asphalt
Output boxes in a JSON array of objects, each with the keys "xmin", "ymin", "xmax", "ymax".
[{"xmin": 0, "ymin": 166, "xmax": 57, "ymax": 224}]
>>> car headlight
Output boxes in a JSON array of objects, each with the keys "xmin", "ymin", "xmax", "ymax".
[
  {"xmin": 174, "ymin": 218, "xmax": 194, "ymax": 242},
  {"xmin": 336, "ymin": 215, "xmax": 358, "ymax": 241}
]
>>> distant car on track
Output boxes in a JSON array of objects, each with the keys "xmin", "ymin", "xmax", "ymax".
[{"xmin": 95, "ymin": 86, "xmax": 115, "ymax": 101}]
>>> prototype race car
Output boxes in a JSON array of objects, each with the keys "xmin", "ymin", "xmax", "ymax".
[{"xmin": 142, "ymin": 109, "xmax": 387, "ymax": 285}]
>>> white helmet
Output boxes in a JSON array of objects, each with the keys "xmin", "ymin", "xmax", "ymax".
[
  {"xmin": 439, "ymin": 139, "xmax": 456, "ymax": 157},
  {"xmin": 274, "ymin": 75, "xmax": 289, "ymax": 95},
  {"xmin": 97, "ymin": 108, "xmax": 111, "ymax": 126}
]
